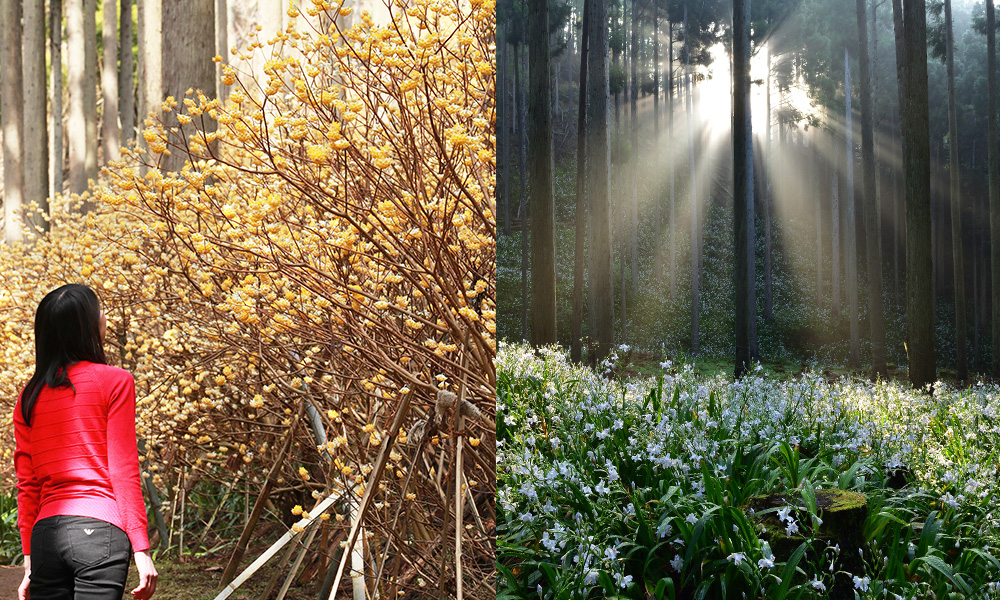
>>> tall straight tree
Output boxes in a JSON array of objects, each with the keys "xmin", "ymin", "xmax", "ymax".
[
  {"xmin": 831, "ymin": 121, "xmax": 841, "ymax": 319},
  {"xmin": 84, "ymin": 0, "xmax": 97, "ymax": 184},
  {"xmin": 942, "ymin": 0, "xmax": 966, "ymax": 380},
  {"xmin": 733, "ymin": 0, "xmax": 756, "ymax": 377},
  {"xmin": 499, "ymin": 19, "xmax": 510, "ymax": 237},
  {"xmin": 527, "ymin": 0, "xmax": 557, "ymax": 346},
  {"xmin": 23, "ymin": 0, "xmax": 48, "ymax": 236},
  {"xmin": 588, "ymin": 0, "xmax": 614, "ymax": 363},
  {"xmin": 50, "ymin": 0, "xmax": 63, "ymax": 199},
  {"xmin": 103, "ymin": 0, "xmax": 121, "ymax": 164},
  {"xmin": 629, "ymin": 0, "xmax": 638, "ymax": 293},
  {"xmin": 162, "ymin": 0, "xmax": 215, "ymax": 172},
  {"xmin": 669, "ymin": 20, "xmax": 677, "ymax": 300},
  {"xmin": 67, "ymin": 0, "xmax": 88, "ymax": 194},
  {"xmin": 571, "ymin": 0, "xmax": 591, "ymax": 363},
  {"xmin": 893, "ymin": 0, "xmax": 936, "ymax": 387},
  {"xmin": 685, "ymin": 3, "xmax": 700, "ymax": 354},
  {"xmin": 763, "ymin": 45, "xmax": 773, "ymax": 320},
  {"xmin": 1, "ymin": 0, "xmax": 25, "ymax": 242},
  {"xmin": 120, "ymin": 0, "xmax": 135, "ymax": 145},
  {"xmin": 138, "ymin": 0, "xmax": 162, "ymax": 142},
  {"xmin": 215, "ymin": 0, "xmax": 228, "ymax": 105},
  {"xmin": 856, "ymin": 0, "xmax": 886, "ymax": 376},
  {"xmin": 844, "ymin": 45, "xmax": 860, "ymax": 368},
  {"xmin": 987, "ymin": 0, "xmax": 999, "ymax": 377}
]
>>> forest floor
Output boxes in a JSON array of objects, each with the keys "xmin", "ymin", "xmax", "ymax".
[
  {"xmin": 497, "ymin": 342, "xmax": 1000, "ymax": 598},
  {"xmin": 0, "ymin": 552, "xmax": 313, "ymax": 600}
]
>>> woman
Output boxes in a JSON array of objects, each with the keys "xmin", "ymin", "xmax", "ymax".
[{"xmin": 14, "ymin": 284, "xmax": 158, "ymax": 600}]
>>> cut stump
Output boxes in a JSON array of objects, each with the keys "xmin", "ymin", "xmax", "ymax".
[{"xmin": 745, "ymin": 489, "xmax": 867, "ymax": 600}]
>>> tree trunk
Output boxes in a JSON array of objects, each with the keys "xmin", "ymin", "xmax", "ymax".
[
  {"xmin": 587, "ymin": 0, "xmax": 614, "ymax": 364},
  {"xmin": 685, "ymin": 4, "xmax": 699, "ymax": 355},
  {"xmin": 816, "ymin": 132, "xmax": 823, "ymax": 306},
  {"xmin": 85, "ymin": 0, "xmax": 97, "ymax": 187},
  {"xmin": 215, "ymin": 0, "xmax": 227, "ymax": 104},
  {"xmin": 763, "ymin": 45, "xmax": 775, "ymax": 318},
  {"xmin": 987, "ymin": 0, "xmax": 999, "ymax": 377},
  {"xmin": 845, "ymin": 46, "xmax": 860, "ymax": 368},
  {"xmin": 120, "ymin": 0, "xmax": 135, "ymax": 145},
  {"xmin": 528, "ymin": 0, "xmax": 557, "ymax": 347},
  {"xmin": 50, "ymin": 0, "xmax": 64, "ymax": 199},
  {"xmin": 500, "ymin": 23, "xmax": 510, "ymax": 237},
  {"xmin": 515, "ymin": 45, "xmax": 528, "ymax": 340},
  {"xmin": 653, "ymin": 0, "xmax": 663, "ymax": 284},
  {"xmin": 1, "ymin": 0, "xmax": 25, "ymax": 243},
  {"xmin": 138, "ymin": 0, "xmax": 162, "ymax": 162},
  {"xmin": 895, "ymin": 0, "xmax": 936, "ymax": 387},
  {"xmin": 572, "ymin": 0, "xmax": 591, "ymax": 363},
  {"xmin": 67, "ymin": 0, "xmax": 88, "ymax": 194},
  {"xmin": 832, "ymin": 131, "xmax": 841, "ymax": 320},
  {"xmin": 628, "ymin": 0, "xmax": 638, "ymax": 331},
  {"xmin": 669, "ymin": 20, "xmax": 676, "ymax": 300},
  {"xmin": 23, "ymin": 0, "xmax": 48, "ymax": 237},
  {"xmin": 857, "ymin": 0, "xmax": 886, "ymax": 377},
  {"xmin": 942, "ymin": 0, "xmax": 966, "ymax": 380},
  {"xmin": 103, "ymin": 0, "xmax": 121, "ymax": 164},
  {"xmin": 162, "ymin": 0, "xmax": 216, "ymax": 171},
  {"xmin": 733, "ymin": 0, "xmax": 756, "ymax": 377}
]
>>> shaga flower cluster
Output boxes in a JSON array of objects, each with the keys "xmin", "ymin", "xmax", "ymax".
[
  {"xmin": 498, "ymin": 342, "xmax": 1000, "ymax": 599},
  {"xmin": 1, "ymin": 0, "xmax": 496, "ymax": 596}
]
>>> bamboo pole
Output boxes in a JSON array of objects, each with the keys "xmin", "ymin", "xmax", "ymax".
[
  {"xmin": 212, "ymin": 491, "xmax": 343, "ymax": 600},
  {"xmin": 220, "ymin": 401, "xmax": 303, "ymax": 587},
  {"xmin": 326, "ymin": 387, "xmax": 416, "ymax": 598}
]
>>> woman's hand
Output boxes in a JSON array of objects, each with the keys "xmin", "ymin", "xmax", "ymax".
[
  {"xmin": 131, "ymin": 551, "xmax": 158, "ymax": 599},
  {"xmin": 18, "ymin": 556, "xmax": 30, "ymax": 600}
]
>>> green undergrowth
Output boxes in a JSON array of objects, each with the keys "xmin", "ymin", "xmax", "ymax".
[{"xmin": 497, "ymin": 343, "xmax": 1000, "ymax": 599}]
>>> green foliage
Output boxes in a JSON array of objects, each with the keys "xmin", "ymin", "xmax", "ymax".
[
  {"xmin": 0, "ymin": 488, "xmax": 22, "ymax": 565},
  {"xmin": 497, "ymin": 344, "xmax": 1000, "ymax": 598}
]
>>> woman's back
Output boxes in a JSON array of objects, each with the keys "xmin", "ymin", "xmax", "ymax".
[{"xmin": 13, "ymin": 360, "xmax": 148, "ymax": 554}]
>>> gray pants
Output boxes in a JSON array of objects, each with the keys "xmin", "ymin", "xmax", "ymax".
[{"xmin": 29, "ymin": 516, "xmax": 132, "ymax": 600}]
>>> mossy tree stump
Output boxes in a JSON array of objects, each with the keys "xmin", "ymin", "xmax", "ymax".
[{"xmin": 745, "ymin": 489, "xmax": 867, "ymax": 600}]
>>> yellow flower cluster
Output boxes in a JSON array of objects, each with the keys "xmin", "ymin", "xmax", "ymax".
[{"xmin": 0, "ymin": 0, "xmax": 495, "ymax": 594}]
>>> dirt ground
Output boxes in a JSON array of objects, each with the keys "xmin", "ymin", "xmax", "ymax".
[
  {"xmin": 0, "ymin": 557, "xmax": 299, "ymax": 600},
  {"xmin": 0, "ymin": 566, "xmax": 23, "ymax": 600}
]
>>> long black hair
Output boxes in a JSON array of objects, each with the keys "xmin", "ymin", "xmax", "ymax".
[{"xmin": 20, "ymin": 284, "xmax": 107, "ymax": 425}]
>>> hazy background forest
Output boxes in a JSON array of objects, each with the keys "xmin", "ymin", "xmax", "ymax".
[{"xmin": 497, "ymin": 0, "xmax": 999, "ymax": 384}]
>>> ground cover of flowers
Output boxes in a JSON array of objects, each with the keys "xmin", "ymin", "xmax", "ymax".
[{"xmin": 497, "ymin": 343, "xmax": 1000, "ymax": 599}]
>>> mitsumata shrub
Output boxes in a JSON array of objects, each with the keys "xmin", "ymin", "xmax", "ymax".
[{"xmin": 0, "ymin": 0, "xmax": 496, "ymax": 596}]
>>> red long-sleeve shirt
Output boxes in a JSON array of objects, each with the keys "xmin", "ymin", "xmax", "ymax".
[{"xmin": 13, "ymin": 361, "xmax": 150, "ymax": 555}]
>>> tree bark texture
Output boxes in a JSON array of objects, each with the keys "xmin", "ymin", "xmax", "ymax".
[
  {"xmin": 856, "ymin": 0, "xmax": 886, "ymax": 376},
  {"xmin": 897, "ymin": 0, "xmax": 936, "ymax": 387},
  {"xmin": 120, "ymin": 0, "xmax": 135, "ymax": 145},
  {"xmin": 987, "ymin": 0, "xmax": 999, "ymax": 377},
  {"xmin": 1, "ymin": 0, "xmax": 25, "ymax": 243},
  {"xmin": 138, "ymin": 0, "xmax": 162, "ymax": 160},
  {"xmin": 944, "ymin": 0, "xmax": 966, "ymax": 380},
  {"xmin": 103, "ymin": 0, "xmax": 121, "ymax": 163},
  {"xmin": 571, "ymin": 0, "xmax": 591, "ymax": 363},
  {"xmin": 50, "ymin": 0, "xmax": 63, "ymax": 199},
  {"xmin": 162, "ymin": 0, "xmax": 216, "ymax": 171},
  {"xmin": 733, "ymin": 0, "xmax": 757, "ymax": 377},
  {"xmin": 845, "ymin": 46, "xmax": 860, "ymax": 368},
  {"xmin": 587, "ymin": 0, "xmax": 614, "ymax": 364},
  {"xmin": 685, "ymin": 4, "xmax": 699, "ymax": 355},
  {"xmin": 67, "ymin": 0, "xmax": 87, "ymax": 194},
  {"xmin": 527, "ymin": 0, "xmax": 557, "ymax": 347},
  {"xmin": 499, "ymin": 22, "xmax": 510, "ymax": 237},
  {"xmin": 23, "ymin": 0, "xmax": 48, "ymax": 236},
  {"xmin": 85, "ymin": 0, "xmax": 97, "ymax": 186}
]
